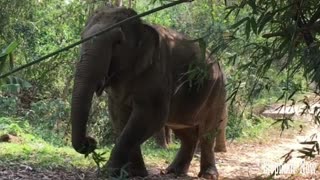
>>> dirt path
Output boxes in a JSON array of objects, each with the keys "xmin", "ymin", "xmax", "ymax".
[
  {"xmin": 216, "ymin": 125, "xmax": 320, "ymax": 180},
  {"xmin": 136, "ymin": 123, "xmax": 320, "ymax": 180},
  {"xmin": 1, "ymin": 124, "xmax": 319, "ymax": 180}
]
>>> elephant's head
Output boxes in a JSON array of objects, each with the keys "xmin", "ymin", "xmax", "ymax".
[{"xmin": 71, "ymin": 7, "xmax": 160, "ymax": 154}]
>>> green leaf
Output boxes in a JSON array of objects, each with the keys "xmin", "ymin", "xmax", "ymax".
[
  {"xmin": 239, "ymin": 0, "xmax": 247, "ymax": 8},
  {"xmin": 250, "ymin": 17, "xmax": 257, "ymax": 35},
  {"xmin": 0, "ymin": 54, "xmax": 7, "ymax": 62},
  {"xmin": 16, "ymin": 77, "xmax": 32, "ymax": 88},
  {"xmin": 0, "ymin": 56, "xmax": 7, "ymax": 73},
  {"xmin": 247, "ymin": 0, "xmax": 257, "ymax": 14},
  {"xmin": 1, "ymin": 84, "xmax": 21, "ymax": 94},
  {"xmin": 198, "ymin": 38, "xmax": 206, "ymax": 62},
  {"xmin": 0, "ymin": 40, "xmax": 19, "ymax": 58},
  {"xmin": 257, "ymin": 12, "xmax": 266, "ymax": 25},
  {"xmin": 230, "ymin": 17, "xmax": 249, "ymax": 29},
  {"xmin": 245, "ymin": 20, "xmax": 251, "ymax": 40},
  {"xmin": 1, "ymin": 77, "xmax": 32, "ymax": 91},
  {"xmin": 225, "ymin": 5, "xmax": 238, "ymax": 19},
  {"xmin": 9, "ymin": 54, "xmax": 14, "ymax": 70},
  {"xmin": 227, "ymin": 54, "xmax": 237, "ymax": 66},
  {"xmin": 258, "ymin": 12, "xmax": 274, "ymax": 33},
  {"xmin": 0, "ymin": 41, "xmax": 19, "ymax": 74}
]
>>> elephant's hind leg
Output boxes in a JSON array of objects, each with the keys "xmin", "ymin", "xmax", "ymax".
[
  {"xmin": 214, "ymin": 105, "xmax": 228, "ymax": 152},
  {"xmin": 165, "ymin": 127, "xmax": 198, "ymax": 175},
  {"xmin": 214, "ymin": 126, "xmax": 227, "ymax": 152},
  {"xmin": 198, "ymin": 134, "xmax": 219, "ymax": 180}
]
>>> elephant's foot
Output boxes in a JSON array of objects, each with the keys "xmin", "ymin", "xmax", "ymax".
[
  {"xmin": 100, "ymin": 166, "xmax": 120, "ymax": 178},
  {"xmin": 128, "ymin": 164, "xmax": 148, "ymax": 177},
  {"xmin": 101, "ymin": 165, "xmax": 147, "ymax": 178},
  {"xmin": 198, "ymin": 166, "xmax": 219, "ymax": 180},
  {"xmin": 102, "ymin": 160, "xmax": 148, "ymax": 178},
  {"xmin": 163, "ymin": 163, "xmax": 189, "ymax": 175},
  {"xmin": 101, "ymin": 160, "xmax": 130, "ymax": 178}
]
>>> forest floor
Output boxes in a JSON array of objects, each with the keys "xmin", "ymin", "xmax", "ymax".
[{"xmin": 0, "ymin": 120, "xmax": 319, "ymax": 179}]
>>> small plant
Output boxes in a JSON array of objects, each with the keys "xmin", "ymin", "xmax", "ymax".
[
  {"xmin": 0, "ymin": 96, "xmax": 19, "ymax": 116},
  {"xmin": 86, "ymin": 150, "xmax": 108, "ymax": 174}
]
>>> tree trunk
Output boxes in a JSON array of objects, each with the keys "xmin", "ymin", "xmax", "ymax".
[
  {"xmin": 114, "ymin": 0, "xmax": 123, "ymax": 7},
  {"xmin": 128, "ymin": 0, "xmax": 132, "ymax": 8}
]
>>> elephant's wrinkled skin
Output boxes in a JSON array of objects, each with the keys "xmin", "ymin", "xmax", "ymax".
[{"xmin": 71, "ymin": 7, "xmax": 227, "ymax": 179}]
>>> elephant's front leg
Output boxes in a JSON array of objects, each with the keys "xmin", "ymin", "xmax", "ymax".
[
  {"xmin": 107, "ymin": 96, "xmax": 147, "ymax": 176},
  {"xmin": 106, "ymin": 94, "xmax": 169, "ymax": 177}
]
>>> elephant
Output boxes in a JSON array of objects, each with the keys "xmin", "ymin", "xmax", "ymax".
[{"xmin": 71, "ymin": 6, "xmax": 227, "ymax": 180}]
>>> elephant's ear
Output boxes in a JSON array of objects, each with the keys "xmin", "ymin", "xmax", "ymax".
[{"xmin": 135, "ymin": 24, "xmax": 160, "ymax": 75}]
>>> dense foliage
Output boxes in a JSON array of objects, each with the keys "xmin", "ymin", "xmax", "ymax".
[{"xmin": 226, "ymin": 0, "xmax": 320, "ymax": 99}]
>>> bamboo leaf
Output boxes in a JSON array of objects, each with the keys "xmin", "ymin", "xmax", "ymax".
[
  {"xmin": 258, "ymin": 12, "xmax": 274, "ymax": 33},
  {"xmin": 250, "ymin": 17, "xmax": 257, "ymax": 34},
  {"xmin": 230, "ymin": 17, "xmax": 249, "ymax": 29},
  {"xmin": 198, "ymin": 38, "xmax": 206, "ymax": 62},
  {"xmin": 0, "ymin": 40, "xmax": 18, "ymax": 58},
  {"xmin": 245, "ymin": 20, "xmax": 251, "ymax": 39}
]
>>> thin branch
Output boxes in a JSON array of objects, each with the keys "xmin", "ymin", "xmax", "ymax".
[{"xmin": 0, "ymin": 0, "xmax": 193, "ymax": 79}]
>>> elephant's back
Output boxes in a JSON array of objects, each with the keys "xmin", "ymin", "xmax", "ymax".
[{"xmin": 152, "ymin": 25, "xmax": 201, "ymax": 66}]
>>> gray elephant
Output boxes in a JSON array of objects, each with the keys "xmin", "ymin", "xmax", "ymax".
[{"xmin": 71, "ymin": 6, "xmax": 227, "ymax": 179}]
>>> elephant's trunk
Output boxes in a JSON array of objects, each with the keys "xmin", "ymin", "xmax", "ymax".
[
  {"xmin": 71, "ymin": 57, "xmax": 98, "ymax": 154},
  {"xmin": 71, "ymin": 26, "xmax": 123, "ymax": 154}
]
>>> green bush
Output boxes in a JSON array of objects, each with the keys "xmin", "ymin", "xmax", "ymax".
[
  {"xmin": 0, "ymin": 117, "xmax": 31, "ymax": 136},
  {"xmin": 0, "ymin": 96, "xmax": 18, "ymax": 116},
  {"xmin": 226, "ymin": 108, "xmax": 244, "ymax": 139}
]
